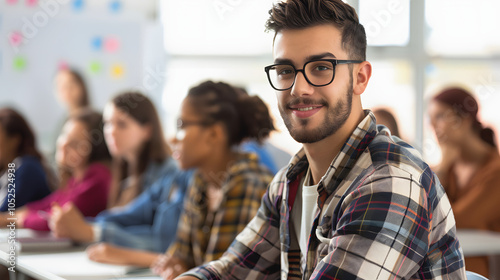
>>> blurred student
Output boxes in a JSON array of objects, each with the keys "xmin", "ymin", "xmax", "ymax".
[
  {"xmin": 50, "ymin": 93, "xmax": 192, "ymax": 255},
  {"xmin": 0, "ymin": 109, "xmax": 111, "ymax": 230},
  {"xmin": 0, "ymin": 108, "xmax": 54, "ymax": 211},
  {"xmin": 235, "ymin": 87, "xmax": 291, "ymax": 174},
  {"xmin": 54, "ymin": 68, "xmax": 91, "ymax": 116},
  {"xmin": 373, "ymin": 107, "xmax": 401, "ymax": 138},
  {"xmin": 149, "ymin": 81, "xmax": 274, "ymax": 279},
  {"xmin": 102, "ymin": 92, "xmax": 174, "ymax": 208},
  {"xmin": 429, "ymin": 87, "xmax": 500, "ymax": 278}
]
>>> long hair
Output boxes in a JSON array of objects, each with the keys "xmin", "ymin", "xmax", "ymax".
[
  {"xmin": 107, "ymin": 92, "xmax": 170, "ymax": 208},
  {"xmin": 433, "ymin": 87, "xmax": 497, "ymax": 148},
  {"xmin": 58, "ymin": 109, "xmax": 111, "ymax": 188},
  {"xmin": 60, "ymin": 68, "xmax": 90, "ymax": 109},
  {"xmin": 0, "ymin": 107, "xmax": 57, "ymax": 190}
]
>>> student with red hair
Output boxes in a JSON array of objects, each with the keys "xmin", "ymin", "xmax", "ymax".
[{"xmin": 429, "ymin": 87, "xmax": 500, "ymax": 278}]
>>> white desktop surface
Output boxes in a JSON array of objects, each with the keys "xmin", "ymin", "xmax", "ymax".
[
  {"xmin": 19, "ymin": 251, "xmax": 139, "ymax": 279},
  {"xmin": 1, "ymin": 229, "xmax": 155, "ymax": 280},
  {"xmin": 456, "ymin": 229, "xmax": 500, "ymax": 257}
]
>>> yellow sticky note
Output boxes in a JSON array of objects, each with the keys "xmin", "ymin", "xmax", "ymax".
[{"xmin": 111, "ymin": 63, "xmax": 124, "ymax": 78}]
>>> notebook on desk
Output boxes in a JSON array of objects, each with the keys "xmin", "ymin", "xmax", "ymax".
[
  {"xmin": 0, "ymin": 228, "xmax": 74, "ymax": 252},
  {"xmin": 18, "ymin": 251, "xmax": 149, "ymax": 278}
]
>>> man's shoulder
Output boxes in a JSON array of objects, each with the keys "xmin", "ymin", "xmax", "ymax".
[
  {"xmin": 366, "ymin": 131, "xmax": 432, "ymax": 180},
  {"xmin": 358, "ymin": 132, "xmax": 447, "ymax": 208}
]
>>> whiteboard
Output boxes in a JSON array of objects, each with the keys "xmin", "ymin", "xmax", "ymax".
[{"xmin": 0, "ymin": 0, "xmax": 164, "ymax": 155}]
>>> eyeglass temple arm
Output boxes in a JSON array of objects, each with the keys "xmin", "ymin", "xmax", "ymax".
[{"xmin": 336, "ymin": 60, "xmax": 364, "ymax": 65}]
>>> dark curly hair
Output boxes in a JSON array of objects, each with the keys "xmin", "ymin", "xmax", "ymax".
[{"xmin": 186, "ymin": 81, "xmax": 275, "ymax": 146}]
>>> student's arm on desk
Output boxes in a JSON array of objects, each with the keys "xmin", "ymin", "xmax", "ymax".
[
  {"xmin": 50, "ymin": 202, "xmax": 94, "ymax": 243},
  {"xmin": 87, "ymin": 242, "xmax": 161, "ymax": 267},
  {"xmin": 175, "ymin": 277, "xmax": 199, "ymax": 280}
]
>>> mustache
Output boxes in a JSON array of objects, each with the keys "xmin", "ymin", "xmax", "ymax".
[{"xmin": 286, "ymin": 98, "xmax": 328, "ymax": 108}]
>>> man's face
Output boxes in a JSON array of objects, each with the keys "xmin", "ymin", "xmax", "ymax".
[{"xmin": 273, "ymin": 24, "xmax": 354, "ymax": 144}]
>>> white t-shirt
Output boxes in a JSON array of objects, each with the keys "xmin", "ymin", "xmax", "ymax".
[{"xmin": 291, "ymin": 168, "xmax": 319, "ymax": 259}]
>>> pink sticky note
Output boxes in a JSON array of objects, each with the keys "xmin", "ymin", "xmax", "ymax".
[
  {"xmin": 104, "ymin": 37, "xmax": 120, "ymax": 53},
  {"xmin": 6, "ymin": 0, "xmax": 18, "ymax": 5},
  {"xmin": 9, "ymin": 31, "xmax": 23, "ymax": 47},
  {"xmin": 58, "ymin": 61, "xmax": 69, "ymax": 71},
  {"xmin": 26, "ymin": 0, "xmax": 37, "ymax": 6}
]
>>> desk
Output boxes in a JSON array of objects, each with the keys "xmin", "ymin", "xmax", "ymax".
[
  {"xmin": 0, "ymin": 229, "xmax": 158, "ymax": 280},
  {"xmin": 457, "ymin": 229, "xmax": 500, "ymax": 279}
]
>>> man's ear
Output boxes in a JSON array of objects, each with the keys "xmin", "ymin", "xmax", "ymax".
[{"xmin": 353, "ymin": 61, "xmax": 372, "ymax": 96}]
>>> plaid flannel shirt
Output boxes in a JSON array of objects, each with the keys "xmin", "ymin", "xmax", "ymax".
[
  {"xmin": 167, "ymin": 152, "xmax": 273, "ymax": 269},
  {"xmin": 183, "ymin": 110, "xmax": 466, "ymax": 280}
]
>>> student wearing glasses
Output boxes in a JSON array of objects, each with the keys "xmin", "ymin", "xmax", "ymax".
[{"xmin": 175, "ymin": 0, "xmax": 466, "ymax": 279}]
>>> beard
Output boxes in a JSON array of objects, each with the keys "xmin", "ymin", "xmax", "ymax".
[{"xmin": 279, "ymin": 75, "xmax": 353, "ymax": 144}]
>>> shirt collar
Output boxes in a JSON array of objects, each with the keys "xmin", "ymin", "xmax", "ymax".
[{"xmin": 285, "ymin": 110, "xmax": 377, "ymax": 195}]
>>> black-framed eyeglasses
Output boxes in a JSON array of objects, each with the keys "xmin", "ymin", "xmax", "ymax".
[
  {"xmin": 264, "ymin": 59, "xmax": 363, "ymax": 91},
  {"xmin": 175, "ymin": 118, "xmax": 213, "ymax": 140}
]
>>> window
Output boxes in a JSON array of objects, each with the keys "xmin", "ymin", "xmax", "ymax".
[{"xmin": 359, "ymin": 0, "xmax": 410, "ymax": 46}]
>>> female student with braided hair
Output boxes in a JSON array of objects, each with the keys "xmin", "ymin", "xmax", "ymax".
[
  {"xmin": 80, "ymin": 81, "xmax": 274, "ymax": 277},
  {"xmin": 429, "ymin": 87, "xmax": 500, "ymax": 278}
]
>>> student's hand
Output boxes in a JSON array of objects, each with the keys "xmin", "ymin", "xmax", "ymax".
[
  {"xmin": 86, "ymin": 243, "xmax": 128, "ymax": 265},
  {"xmin": 439, "ymin": 144, "xmax": 460, "ymax": 166},
  {"xmin": 151, "ymin": 254, "xmax": 169, "ymax": 275},
  {"xmin": 49, "ymin": 202, "xmax": 93, "ymax": 243},
  {"xmin": 435, "ymin": 144, "xmax": 460, "ymax": 181},
  {"xmin": 0, "ymin": 208, "xmax": 28, "ymax": 227},
  {"xmin": 0, "ymin": 212, "xmax": 9, "ymax": 227},
  {"xmin": 151, "ymin": 254, "xmax": 188, "ymax": 280}
]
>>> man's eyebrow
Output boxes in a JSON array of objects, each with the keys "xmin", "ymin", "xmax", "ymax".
[
  {"xmin": 273, "ymin": 58, "xmax": 294, "ymax": 64},
  {"xmin": 273, "ymin": 52, "xmax": 337, "ymax": 65},
  {"xmin": 306, "ymin": 52, "xmax": 337, "ymax": 61}
]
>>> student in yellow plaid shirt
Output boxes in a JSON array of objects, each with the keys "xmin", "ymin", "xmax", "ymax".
[{"xmin": 151, "ymin": 81, "xmax": 275, "ymax": 278}]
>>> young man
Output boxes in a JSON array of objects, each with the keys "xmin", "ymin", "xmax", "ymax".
[{"xmin": 173, "ymin": 0, "xmax": 466, "ymax": 279}]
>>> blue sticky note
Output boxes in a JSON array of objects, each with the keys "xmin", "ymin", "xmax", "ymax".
[
  {"xmin": 109, "ymin": 0, "xmax": 122, "ymax": 13},
  {"xmin": 91, "ymin": 36, "xmax": 103, "ymax": 51},
  {"xmin": 73, "ymin": 0, "xmax": 84, "ymax": 12}
]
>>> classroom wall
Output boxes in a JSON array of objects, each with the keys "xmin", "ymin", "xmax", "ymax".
[{"xmin": 0, "ymin": 0, "xmax": 164, "ymax": 155}]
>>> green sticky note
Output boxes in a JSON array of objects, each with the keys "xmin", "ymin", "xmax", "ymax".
[
  {"xmin": 13, "ymin": 56, "xmax": 27, "ymax": 71},
  {"xmin": 89, "ymin": 61, "xmax": 102, "ymax": 74}
]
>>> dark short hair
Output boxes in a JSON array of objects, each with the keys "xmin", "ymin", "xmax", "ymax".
[{"xmin": 265, "ymin": 0, "xmax": 367, "ymax": 61}]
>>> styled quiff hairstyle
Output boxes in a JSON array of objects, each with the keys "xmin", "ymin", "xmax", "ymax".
[{"xmin": 265, "ymin": 0, "xmax": 367, "ymax": 61}]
